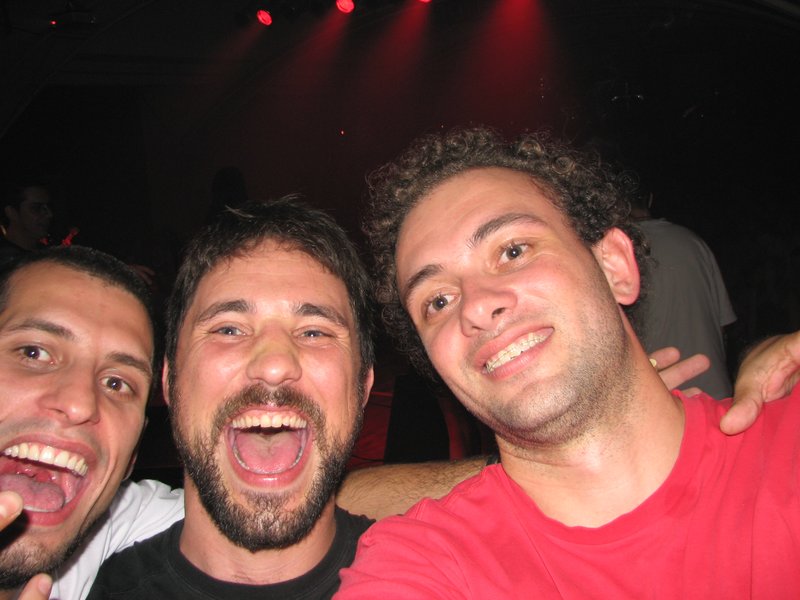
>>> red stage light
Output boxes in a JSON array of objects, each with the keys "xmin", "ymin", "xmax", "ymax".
[
  {"xmin": 418, "ymin": 0, "xmax": 431, "ymax": 3},
  {"xmin": 336, "ymin": 0, "xmax": 355, "ymax": 14},
  {"xmin": 256, "ymin": 9, "xmax": 273, "ymax": 26}
]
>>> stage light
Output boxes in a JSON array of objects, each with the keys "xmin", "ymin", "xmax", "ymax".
[
  {"xmin": 336, "ymin": 0, "xmax": 355, "ymax": 14},
  {"xmin": 256, "ymin": 8, "xmax": 273, "ymax": 26}
]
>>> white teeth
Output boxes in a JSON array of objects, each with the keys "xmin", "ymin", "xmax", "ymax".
[
  {"xmin": 231, "ymin": 413, "xmax": 307, "ymax": 430},
  {"xmin": 485, "ymin": 332, "xmax": 549, "ymax": 373},
  {"xmin": 2, "ymin": 443, "xmax": 88, "ymax": 476}
]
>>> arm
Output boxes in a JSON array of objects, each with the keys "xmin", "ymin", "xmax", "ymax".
[
  {"xmin": 338, "ymin": 348, "xmax": 709, "ymax": 520},
  {"xmin": 0, "ymin": 491, "xmax": 52, "ymax": 600},
  {"xmin": 337, "ymin": 457, "xmax": 485, "ymax": 519},
  {"xmin": 721, "ymin": 332, "xmax": 800, "ymax": 434}
]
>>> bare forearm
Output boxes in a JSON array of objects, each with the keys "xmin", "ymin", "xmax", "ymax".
[{"xmin": 337, "ymin": 456, "xmax": 486, "ymax": 520}]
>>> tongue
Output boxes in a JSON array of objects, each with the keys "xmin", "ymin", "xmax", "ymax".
[
  {"xmin": 234, "ymin": 430, "xmax": 302, "ymax": 474},
  {"xmin": 0, "ymin": 474, "xmax": 66, "ymax": 512}
]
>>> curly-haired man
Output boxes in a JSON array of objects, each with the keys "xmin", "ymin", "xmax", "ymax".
[{"xmin": 338, "ymin": 127, "xmax": 800, "ymax": 598}]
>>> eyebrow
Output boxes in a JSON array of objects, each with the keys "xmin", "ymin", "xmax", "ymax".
[
  {"xmin": 108, "ymin": 352, "xmax": 153, "ymax": 380},
  {"xmin": 297, "ymin": 302, "xmax": 349, "ymax": 329},
  {"xmin": 401, "ymin": 212, "xmax": 546, "ymax": 305},
  {"xmin": 195, "ymin": 298, "xmax": 349, "ymax": 329},
  {"xmin": 194, "ymin": 299, "xmax": 253, "ymax": 325},
  {"xmin": 7, "ymin": 318, "xmax": 76, "ymax": 341},
  {"xmin": 468, "ymin": 213, "xmax": 545, "ymax": 248},
  {"xmin": 7, "ymin": 319, "xmax": 152, "ymax": 379}
]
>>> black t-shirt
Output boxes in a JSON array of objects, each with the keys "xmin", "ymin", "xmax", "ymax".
[{"xmin": 86, "ymin": 508, "xmax": 374, "ymax": 599}]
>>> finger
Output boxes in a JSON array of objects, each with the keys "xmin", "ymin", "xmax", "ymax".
[
  {"xmin": 0, "ymin": 490, "xmax": 24, "ymax": 528},
  {"xmin": 17, "ymin": 573, "xmax": 52, "ymax": 600},
  {"xmin": 658, "ymin": 353, "xmax": 710, "ymax": 391},
  {"xmin": 648, "ymin": 347, "xmax": 681, "ymax": 369},
  {"xmin": 679, "ymin": 386, "xmax": 702, "ymax": 397},
  {"xmin": 720, "ymin": 397, "xmax": 760, "ymax": 435}
]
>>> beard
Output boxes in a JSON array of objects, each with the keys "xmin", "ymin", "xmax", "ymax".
[
  {"xmin": 169, "ymin": 383, "xmax": 362, "ymax": 553},
  {"xmin": 463, "ymin": 270, "xmax": 635, "ymax": 449},
  {"xmin": 0, "ymin": 512, "xmax": 95, "ymax": 590}
]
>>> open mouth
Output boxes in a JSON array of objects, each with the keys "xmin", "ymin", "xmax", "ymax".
[
  {"xmin": 485, "ymin": 330, "xmax": 553, "ymax": 373},
  {"xmin": 229, "ymin": 412, "xmax": 309, "ymax": 476},
  {"xmin": 0, "ymin": 443, "xmax": 88, "ymax": 513}
]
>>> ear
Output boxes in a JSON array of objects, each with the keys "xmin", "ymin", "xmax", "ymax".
[
  {"xmin": 591, "ymin": 227, "xmax": 640, "ymax": 306},
  {"xmin": 123, "ymin": 415, "xmax": 148, "ymax": 481},
  {"xmin": 161, "ymin": 358, "xmax": 173, "ymax": 407},
  {"xmin": 361, "ymin": 367, "xmax": 375, "ymax": 409},
  {"xmin": 4, "ymin": 205, "xmax": 16, "ymax": 222}
]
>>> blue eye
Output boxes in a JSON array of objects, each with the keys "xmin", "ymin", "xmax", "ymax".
[{"xmin": 213, "ymin": 326, "xmax": 241, "ymax": 336}]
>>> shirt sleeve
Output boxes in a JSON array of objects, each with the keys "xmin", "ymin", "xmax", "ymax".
[
  {"xmin": 50, "ymin": 479, "xmax": 184, "ymax": 600},
  {"xmin": 336, "ymin": 512, "xmax": 467, "ymax": 600}
]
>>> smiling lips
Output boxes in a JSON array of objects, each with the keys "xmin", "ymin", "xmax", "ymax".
[
  {"xmin": 0, "ymin": 442, "xmax": 88, "ymax": 513},
  {"xmin": 484, "ymin": 330, "xmax": 553, "ymax": 374},
  {"xmin": 230, "ymin": 411, "xmax": 309, "ymax": 476}
]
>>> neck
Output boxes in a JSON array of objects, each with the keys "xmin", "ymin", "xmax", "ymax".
[
  {"xmin": 500, "ymin": 344, "xmax": 685, "ymax": 528},
  {"xmin": 179, "ymin": 483, "xmax": 337, "ymax": 585}
]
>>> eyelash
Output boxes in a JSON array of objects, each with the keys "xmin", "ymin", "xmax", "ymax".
[
  {"xmin": 17, "ymin": 345, "xmax": 53, "ymax": 364},
  {"xmin": 212, "ymin": 325, "xmax": 242, "ymax": 336},
  {"xmin": 101, "ymin": 375, "xmax": 135, "ymax": 395},
  {"xmin": 424, "ymin": 292, "xmax": 455, "ymax": 319},
  {"xmin": 499, "ymin": 241, "xmax": 529, "ymax": 263}
]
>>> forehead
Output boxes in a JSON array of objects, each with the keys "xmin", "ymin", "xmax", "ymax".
[
  {"xmin": 189, "ymin": 242, "xmax": 352, "ymax": 315},
  {"xmin": 2, "ymin": 262, "xmax": 153, "ymax": 351},
  {"xmin": 397, "ymin": 168, "xmax": 567, "ymax": 266},
  {"xmin": 21, "ymin": 186, "xmax": 50, "ymax": 205}
]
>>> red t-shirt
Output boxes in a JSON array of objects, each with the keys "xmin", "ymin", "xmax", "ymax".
[{"xmin": 338, "ymin": 391, "xmax": 800, "ymax": 598}]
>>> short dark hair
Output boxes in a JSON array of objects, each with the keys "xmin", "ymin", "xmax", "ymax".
[
  {"xmin": 364, "ymin": 126, "xmax": 646, "ymax": 377},
  {"xmin": 0, "ymin": 245, "xmax": 158, "ymax": 375},
  {"xmin": 165, "ymin": 196, "xmax": 375, "ymax": 379}
]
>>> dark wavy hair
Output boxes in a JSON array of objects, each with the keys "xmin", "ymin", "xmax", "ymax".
[
  {"xmin": 363, "ymin": 126, "xmax": 646, "ymax": 377},
  {"xmin": 165, "ymin": 196, "xmax": 374, "ymax": 381}
]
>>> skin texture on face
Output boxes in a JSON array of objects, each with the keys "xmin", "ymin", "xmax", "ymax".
[
  {"xmin": 395, "ymin": 167, "xmax": 637, "ymax": 450},
  {"xmin": 166, "ymin": 241, "xmax": 371, "ymax": 557},
  {"xmin": 0, "ymin": 263, "xmax": 153, "ymax": 589}
]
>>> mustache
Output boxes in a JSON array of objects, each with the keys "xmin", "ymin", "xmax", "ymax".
[{"xmin": 210, "ymin": 384, "xmax": 326, "ymax": 440}]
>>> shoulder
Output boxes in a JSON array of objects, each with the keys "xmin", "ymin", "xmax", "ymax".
[
  {"xmin": 87, "ymin": 520, "xmax": 182, "ymax": 598},
  {"xmin": 335, "ymin": 507, "xmax": 375, "ymax": 539}
]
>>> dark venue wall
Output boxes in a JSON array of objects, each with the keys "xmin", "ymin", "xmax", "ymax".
[{"xmin": 1, "ymin": 0, "xmax": 799, "ymax": 469}]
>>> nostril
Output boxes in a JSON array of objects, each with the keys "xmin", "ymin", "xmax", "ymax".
[{"xmin": 492, "ymin": 307, "xmax": 505, "ymax": 319}]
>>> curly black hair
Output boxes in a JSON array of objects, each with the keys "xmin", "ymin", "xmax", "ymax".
[{"xmin": 363, "ymin": 126, "xmax": 647, "ymax": 378}]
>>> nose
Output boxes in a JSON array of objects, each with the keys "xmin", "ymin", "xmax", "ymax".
[
  {"xmin": 245, "ymin": 334, "xmax": 302, "ymax": 387},
  {"xmin": 459, "ymin": 278, "xmax": 516, "ymax": 336},
  {"xmin": 41, "ymin": 369, "xmax": 101, "ymax": 426}
]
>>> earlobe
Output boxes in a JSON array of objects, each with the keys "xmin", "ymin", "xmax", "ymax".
[
  {"xmin": 161, "ymin": 359, "xmax": 172, "ymax": 407},
  {"xmin": 592, "ymin": 228, "xmax": 641, "ymax": 306},
  {"xmin": 361, "ymin": 367, "xmax": 375, "ymax": 409}
]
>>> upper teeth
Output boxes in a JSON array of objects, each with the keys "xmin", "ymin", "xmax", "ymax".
[
  {"xmin": 231, "ymin": 414, "xmax": 307, "ymax": 429},
  {"xmin": 485, "ymin": 332, "xmax": 549, "ymax": 373},
  {"xmin": 3, "ymin": 443, "xmax": 88, "ymax": 476}
]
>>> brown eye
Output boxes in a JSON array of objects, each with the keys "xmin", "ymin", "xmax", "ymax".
[
  {"xmin": 432, "ymin": 295, "xmax": 449, "ymax": 311},
  {"xmin": 102, "ymin": 376, "xmax": 133, "ymax": 395},
  {"xmin": 19, "ymin": 345, "xmax": 52, "ymax": 363}
]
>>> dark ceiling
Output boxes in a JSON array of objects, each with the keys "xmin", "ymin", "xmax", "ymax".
[{"xmin": 1, "ymin": 0, "xmax": 799, "ymax": 346}]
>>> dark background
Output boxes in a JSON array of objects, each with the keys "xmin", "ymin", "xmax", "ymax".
[{"xmin": 2, "ymin": 0, "xmax": 799, "ymax": 367}]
